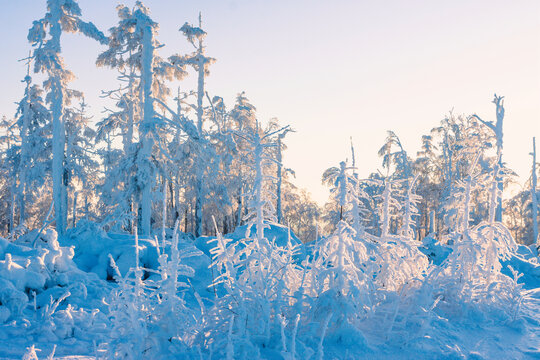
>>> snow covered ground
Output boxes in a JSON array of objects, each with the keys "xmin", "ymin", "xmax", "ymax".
[{"xmin": 0, "ymin": 221, "xmax": 538, "ymax": 359}]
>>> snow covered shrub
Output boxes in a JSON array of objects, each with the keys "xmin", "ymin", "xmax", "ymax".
[
  {"xmin": 106, "ymin": 225, "xmax": 202, "ymax": 359},
  {"xmin": 307, "ymin": 220, "xmax": 372, "ymax": 353},
  {"xmin": 308, "ymin": 218, "xmax": 425, "ymax": 350},
  {"xmin": 311, "ymin": 221, "xmax": 371, "ymax": 321},
  {"xmin": 201, "ymin": 219, "xmax": 304, "ymax": 359},
  {"xmin": 425, "ymin": 221, "xmax": 521, "ymax": 320},
  {"xmin": 150, "ymin": 223, "xmax": 204, "ymax": 354},
  {"xmin": 373, "ymin": 236, "xmax": 428, "ymax": 293},
  {"xmin": 106, "ymin": 253, "xmax": 153, "ymax": 359}
]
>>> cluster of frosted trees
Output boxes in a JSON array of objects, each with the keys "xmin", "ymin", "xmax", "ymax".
[
  {"xmin": 0, "ymin": 0, "xmax": 319, "ymax": 241},
  {"xmin": 0, "ymin": 0, "xmax": 537, "ymax": 248},
  {"xmin": 322, "ymin": 105, "xmax": 539, "ymax": 247}
]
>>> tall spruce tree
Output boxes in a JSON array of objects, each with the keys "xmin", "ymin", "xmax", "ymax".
[{"xmin": 28, "ymin": 0, "xmax": 107, "ymax": 234}]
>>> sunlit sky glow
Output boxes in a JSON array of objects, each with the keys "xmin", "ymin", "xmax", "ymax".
[{"xmin": 1, "ymin": 0, "xmax": 539, "ymax": 204}]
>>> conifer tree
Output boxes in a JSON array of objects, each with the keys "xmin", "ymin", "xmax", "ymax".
[
  {"xmin": 28, "ymin": 0, "xmax": 107, "ymax": 234},
  {"xmin": 14, "ymin": 65, "xmax": 51, "ymax": 227},
  {"xmin": 96, "ymin": 2, "xmax": 187, "ymax": 234},
  {"xmin": 0, "ymin": 116, "xmax": 18, "ymax": 233},
  {"xmin": 169, "ymin": 14, "xmax": 215, "ymax": 237}
]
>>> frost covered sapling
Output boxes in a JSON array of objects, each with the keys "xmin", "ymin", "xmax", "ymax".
[{"xmin": 312, "ymin": 220, "xmax": 371, "ymax": 324}]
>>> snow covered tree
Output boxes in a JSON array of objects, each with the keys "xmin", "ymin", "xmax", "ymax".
[
  {"xmin": 349, "ymin": 140, "xmax": 372, "ymax": 238},
  {"xmin": 281, "ymin": 179, "xmax": 322, "ymax": 242},
  {"xmin": 378, "ymin": 179, "xmax": 402, "ymax": 237},
  {"xmin": 472, "ymin": 94, "xmax": 505, "ymax": 222},
  {"xmin": 96, "ymin": 2, "xmax": 187, "ymax": 234},
  {"xmin": 276, "ymin": 126, "xmax": 294, "ymax": 224},
  {"xmin": 322, "ymin": 161, "xmax": 355, "ymax": 223},
  {"xmin": 174, "ymin": 13, "xmax": 215, "ymax": 136},
  {"xmin": 138, "ymin": 8, "xmax": 157, "ymax": 236},
  {"xmin": 414, "ymin": 111, "xmax": 505, "ymax": 236},
  {"xmin": 0, "ymin": 116, "xmax": 18, "ymax": 234},
  {"xmin": 12, "ymin": 66, "xmax": 51, "ymax": 230},
  {"xmin": 378, "ymin": 131, "xmax": 412, "ymax": 179},
  {"xmin": 28, "ymin": 0, "xmax": 107, "ymax": 235},
  {"xmin": 322, "ymin": 159, "xmax": 371, "ymax": 236},
  {"xmin": 63, "ymin": 99, "xmax": 98, "ymax": 227},
  {"xmin": 232, "ymin": 121, "xmax": 291, "ymax": 243},
  {"xmin": 96, "ymin": 3, "xmax": 148, "ymax": 231},
  {"xmin": 96, "ymin": 3, "xmax": 143, "ymax": 156},
  {"xmin": 169, "ymin": 14, "xmax": 216, "ymax": 237},
  {"xmin": 412, "ymin": 134, "xmax": 439, "ymax": 238},
  {"xmin": 228, "ymin": 92, "xmax": 258, "ymax": 228},
  {"xmin": 399, "ymin": 176, "xmax": 421, "ymax": 239}
]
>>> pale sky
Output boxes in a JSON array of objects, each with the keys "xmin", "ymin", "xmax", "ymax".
[{"xmin": 1, "ymin": 0, "xmax": 539, "ymax": 204}]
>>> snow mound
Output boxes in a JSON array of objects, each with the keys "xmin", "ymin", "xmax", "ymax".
[{"xmin": 0, "ymin": 229, "xmax": 111, "ymax": 358}]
